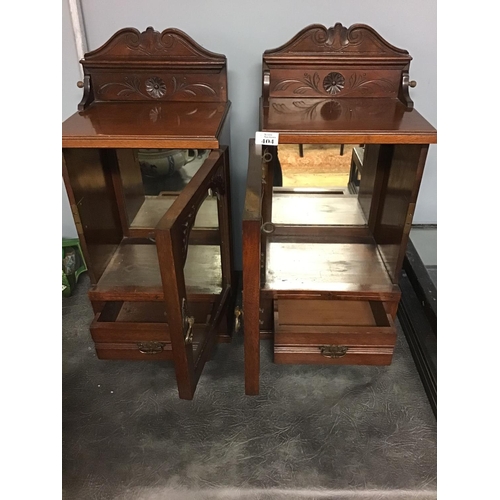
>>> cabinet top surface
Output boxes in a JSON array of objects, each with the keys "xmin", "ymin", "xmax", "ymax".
[
  {"xmin": 62, "ymin": 101, "xmax": 230, "ymax": 148},
  {"xmin": 261, "ymin": 98, "xmax": 436, "ymax": 144}
]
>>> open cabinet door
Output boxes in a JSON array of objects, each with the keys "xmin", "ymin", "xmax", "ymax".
[{"xmin": 155, "ymin": 149, "xmax": 232, "ymax": 399}]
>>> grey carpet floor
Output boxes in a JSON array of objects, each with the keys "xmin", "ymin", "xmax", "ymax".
[{"xmin": 63, "ymin": 276, "xmax": 436, "ymax": 500}]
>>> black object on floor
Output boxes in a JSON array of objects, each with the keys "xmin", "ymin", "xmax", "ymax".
[
  {"xmin": 63, "ymin": 276, "xmax": 436, "ymax": 500},
  {"xmin": 398, "ymin": 238, "xmax": 437, "ymax": 416}
]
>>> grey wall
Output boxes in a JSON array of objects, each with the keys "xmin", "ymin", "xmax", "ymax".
[
  {"xmin": 62, "ymin": 0, "xmax": 437, "ymax": 266},
  {"xmin": 62, "ymin": 0, "xmax": 83, "ymax": 238}
]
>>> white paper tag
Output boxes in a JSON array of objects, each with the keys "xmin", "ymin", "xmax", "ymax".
[{"xmin": 255, "ymin": 131, "xmax": 279, "ymax": 146}]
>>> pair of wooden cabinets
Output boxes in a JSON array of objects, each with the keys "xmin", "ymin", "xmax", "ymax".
[{"xmin": 62, "ymin": 24, "xmax": 437, "ymax": 399}]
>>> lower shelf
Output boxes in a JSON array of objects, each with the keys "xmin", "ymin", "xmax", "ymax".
[{"xmin": 273, "ymin": 298, "xmax": 396, "ymax": 365}]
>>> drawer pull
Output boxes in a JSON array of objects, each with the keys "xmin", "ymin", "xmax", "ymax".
[
  {"xmin": 320, "ymin": 345, "xmax": 348, "ymax": 358},
  {"xmin": 234, "ymin": 306, "xmax": 243, "ymax": 333},
  {"xmin": 184, "ymin": 316, "xmax": 195, "ymax": 344},
  {"xmin": 137, "ymin": 341, "xmax": 166, "ymax": 354},
  {"xmin": 182, "ymin": 298, "xmax": 195, "ymax": 344}
]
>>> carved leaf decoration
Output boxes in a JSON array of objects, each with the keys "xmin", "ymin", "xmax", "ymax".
[
  {"xmin": 98, "ymin": 76, "xmax": 217, "ymax": 100},
  {"xmin": 344, "ymin": 73, "xmax": 396, "ymax": 96},
  {"xmin": 274, "ymin": 79, "xmax": 302, "ymax": 91},
  {"xmin": 292, "ymin": 100, "xmax": 324, "ymax": 119},
  {"xmin": 273, "ymin": 72, "xmax": 323, "ymax": 95},
  {"xmin": 272, "ymin": 100, "xmax": 327, "ymax": 120},
  {"xmin": 171, "ymin": 77, "xmax": 217, "ymax": 97},
  {"xmin": 186, "ymin": 83, "xmax": 217, "ymax": 95},
  {"xmin": 100, "ymin": 77, "xmax": 149, "ymax": 98},
  {"xmin": 294, "ymin": 86, "xmax": 312, "ymax": 95},
  {"xmin": 271, "ymin": 102, "xmax": 289, "ymax": 113},
  {"xmin": 272, "ymin": 99, "xmax": 351, "ymax": 122},
  {"xmin": 313, "ymin": 72, "xmax": 320, "ymax": 89}
]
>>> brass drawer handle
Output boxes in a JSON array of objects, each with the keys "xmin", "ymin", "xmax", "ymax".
[
  {"xmin": 234, "ymin": 306, "xmax": 243, "ymax": 333},
  {"xmin": 184, "ymin": 316, "xmax": 195, "ymax": 344},
  {"xmin": 181, "ymin": 298, "xmax": 195, "ymax": 345},
  {"xmin": 320, "ymin": 345, "xmax": 348, "ymax": 358},
  {"xmin": 137, "ymin": 341, "xmax": 166, "ymax": 354}
]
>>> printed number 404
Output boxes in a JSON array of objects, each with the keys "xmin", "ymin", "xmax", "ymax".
[{"xmin": 255, "ymin": 131, "xmax": 279, "ymax": 146}]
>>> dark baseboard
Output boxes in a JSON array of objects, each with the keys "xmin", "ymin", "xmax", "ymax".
[{"xmin": 398, "ymin": 241, "xmax": 437, "ymax": 417}]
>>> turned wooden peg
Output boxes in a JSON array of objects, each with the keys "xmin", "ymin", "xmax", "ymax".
[
  {"xmin": 77, "ymin": 81, "xmax": 84, "ymax": 88},
  {"xmin": 409, "ymin": 80, "xmax": 417, "ymax": 87}
]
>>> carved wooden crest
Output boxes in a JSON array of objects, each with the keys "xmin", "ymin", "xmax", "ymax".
[
  {"xmin": 83, "ymin": 27, "xmax": 226, "ymax": 65},
  {"xmin": 78, "ymin": 27, "xmax": 227, "ymax": 110},
  {"xmin": 263, "ymin": 23, "xmax": 414, "ymax": 108},
  {"xmin": 264, "ymin": 23, "xmax": 411, "ymax": 62}
]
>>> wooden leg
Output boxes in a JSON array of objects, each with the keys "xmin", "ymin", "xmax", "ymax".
[
  {"xmin": 340, "ymin": 144, "xmax": 344, "ymax": 156},
  {"xmin": 299, "ymin": 144, "xmax": 304, "ymax": 157},
  {"xmin": 243, "ymin": 220, "xmax": 261, "ymax": 395}
]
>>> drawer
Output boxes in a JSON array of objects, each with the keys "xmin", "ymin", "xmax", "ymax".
[
  {"xmin": 90, "ymin": 301, "xmax": 212, "ymax": 360},
  {"xmin": 274, "ymin": 299, "xmax": 396, "ymax": 365}
]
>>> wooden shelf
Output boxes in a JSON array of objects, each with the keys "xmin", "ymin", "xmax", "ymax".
[
  {"xmin": 272, "ymin": 193, "xmax": 367, "ymax": 226},
  {"xmin": 131, "ymin": 195, "xmax": 219, "ymax": 229},
  {"xmin": 90, "ymin": 241, "xmax": 222, "ymax": 300},
  {"xmin": 262, "ymin": 98, "xmax": 437, "ymax": 144},
  {"xmin": 264, "ymin": 242, "xmax": 394, "ymax": 292},
  {"xmin": 62, "ymin": 101, "xmax": 230, "ymax": 149}
]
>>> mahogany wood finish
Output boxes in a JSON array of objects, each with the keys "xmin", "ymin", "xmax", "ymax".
[
  {"xmin": 62, "ymin": 27, "xmax": 233, "ymax": 400},
  {"xmin": 78, "ymin": 27, "xmax": 227, "ymax": 110},
  {"xmin": 244, "ymin": 23, "xmax": 436, "ymax": 394}
]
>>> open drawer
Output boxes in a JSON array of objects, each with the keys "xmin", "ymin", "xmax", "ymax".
[
  {"xmin": 90, "ymin": 301, "xmax": 214, "ymax": 360},
  {"xmin": 274, "ymin": 299, "xmax": 396, "ymax": 365}
]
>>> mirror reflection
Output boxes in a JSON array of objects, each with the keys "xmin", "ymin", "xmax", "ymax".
[
  {"xmin": 274, "ymin": 144, "xmax": 363, "ymax": 192},
  {"xmin": 122, "ymin": 149, "xmax": 217, "ymax": 230},
  {"xmin": 272, "ymin": 144, "xmax": 367, "ymax": 226},
  {"xmin": 138, "ymin": 148, "xmax": 210, "ymax": 194}
]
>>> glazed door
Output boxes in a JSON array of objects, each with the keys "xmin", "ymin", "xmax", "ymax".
[{"xmin": 155, "ymin": 149, "xmax": 232, "ymax": 399}]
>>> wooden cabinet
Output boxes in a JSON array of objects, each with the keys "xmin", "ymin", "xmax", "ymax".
[
  {"xmin": 62, "ymin": 27, "xmax": 234, "ymax": 400},
  {"xmin": 242, "ymin": 23, "xmax": 437, "ymax": 395}
]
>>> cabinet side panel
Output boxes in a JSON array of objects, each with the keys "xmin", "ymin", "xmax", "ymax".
[
  {"xmin": 115, "ymin": 149, "xmax": 145, "ymax": 229},
  {"xmin": 358, "ymin": 144, "xmax": 395, "ymax": 235},
  {"xmin": 63, "ymin": 148, "xmax": 123, "ymax": 283},
  {"xmin": 357, "ymin": 144, "xmax": 380, "ymax": 223},
  {"xmin": 374, "ymin": 144, "xmax": 427, "ymax": 283}
]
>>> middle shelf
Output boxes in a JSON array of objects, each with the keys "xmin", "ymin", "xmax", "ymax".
[
  {"xmin": 89, "ymin": 240, "xmax": 222, "ymax": 302},
  {"xmin": 264, "ymin": 242, "xmax": 394, "ymax": 293}
]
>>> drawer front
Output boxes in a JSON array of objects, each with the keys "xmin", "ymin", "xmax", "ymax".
[
  {"xmin": 89, "ymin": 300, "xmax": 216, "ymax": 360},
  {"xmin": 274, "ymin": 345, "xmax": 394, "ymax": 365},
  {"xmin": 95, "ymin": 341, "xmax": 173, "ymax": 360},
  {"xmin": 90, "ymin": 316, "xmax": 170, "ymax": 343},
  {"xmin": 274, "ymin": 299, "xmax": 396, "ymax": 366}
]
